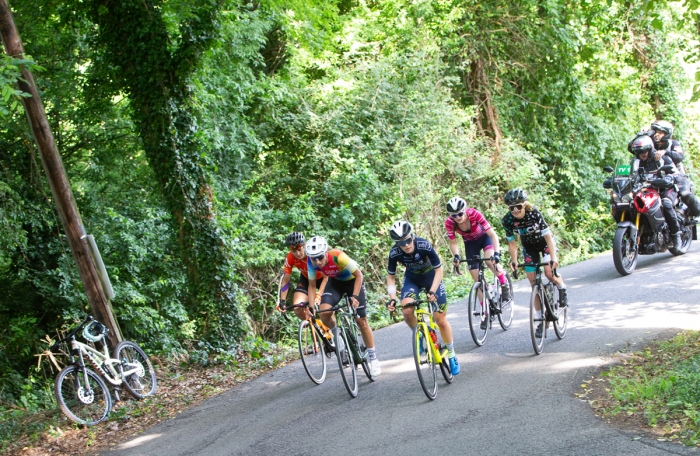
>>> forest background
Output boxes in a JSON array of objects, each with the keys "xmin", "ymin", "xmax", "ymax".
[{"xmin": 1, "ymin": 0, "xmax": 700, "ymax": 430}]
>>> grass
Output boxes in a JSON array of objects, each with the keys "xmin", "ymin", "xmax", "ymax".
[{"xmin": 594, "ymin": 331, "xmax": 700, "ymax": 446}]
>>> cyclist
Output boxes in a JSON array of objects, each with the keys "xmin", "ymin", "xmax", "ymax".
[
  {"xmin": 385, "ymin": 221, "xmax": 459, "ymax": 375},
  {"xmin": 277, "ymin": 232, "xmax": 328, "ymax": 321},
  {"xmin": 501, "ymin": 188, "xmax": 568, "ymax": 337},
  {"xmin": 445, "ymin": 197, "xmax": 511, "ymax": 330},
  {"xmin": 306, "ymin": 236, "xmax": 381, "ymax": 377}
]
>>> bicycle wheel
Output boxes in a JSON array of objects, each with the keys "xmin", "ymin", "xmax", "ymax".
[
  {"xmin": 529, "ymin": 286, "xmax": 545, "ymax": 355},
  {"xmin": 498, "ymin": 273, "xmax": 514, "ymax": 331},
  {"xmin": 467, "ymin": 281, "xmax": 488, "ymax": 346},
  {"xmin": 334, "ymin": 326, "xmax": 358, "ymax": 398},
  {"xmin": 298, "ymin": 319, "xmax": 327, "ymax": 384},
  {"xmin": 353, "ymin": 319, "xmax": 375, "ymax": 381},
  {"xmin": 553, "ymin": 289, "xmax": 568, "ymax": 339},
  {"xmin": 55, "ymin": 365, "xmax": 112, "ymax": 426},
  {"xmin": 412, "ymin": 325, "xmax": 438, "ymax": 400},
  {"xmin": 113, "ymin": 341, "xmax": 157, "ymax": 399},
  {"xmin": 438, "ymin": 350, "xmax": 455, "ymax": 384}
]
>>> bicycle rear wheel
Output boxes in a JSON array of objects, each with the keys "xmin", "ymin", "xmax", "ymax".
[
  {"xmin": 113, "ymin": 341, "xmax": 157, "ymax": 399},
  {"xmin": 413, "ymin": 325, "xmax": 437, "ymax": 400},
  {"xmin": 467, "ymin": 282, "xmax": 488, "ymax": 346},
  {"xmin": 298, "ymin": 319, "xmax": 327, "ymax": 384},
  {"xmin": 438, "ymin": 349, "xmax": 454, "ymax": 384},
  {"xmin": 498, "ymin": 273, "xmax": 514, "ymax": 330},
  {"xmin": 55, "ymin": 365, "xmax": 112, "ymax": 426},
  {"xmin": 334, "ymin": 326, "xmax": 358, "ymax": 398},
  {"xmin": 529, "ymin": 286, "xmax": 545, "ymax": 355},
  {"xmin": 553, "ymin": 289, "xmax": 568, "ymax": 339}
]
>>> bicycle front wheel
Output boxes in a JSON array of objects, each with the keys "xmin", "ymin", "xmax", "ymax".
[
  {"xmin": 467, "ymin": 281, "xmax": 488, "ymax": 346},
  {"xmin": 412, "ymin": 325, "xmax": 437, "ymax": 400},
  {"xmin": 298, "ymin": 319, "xmax": 327, "ymax": 384},
  {"xmin": 530, "ymin": 286, "xmax": 545, "ymax": 355},
  {"xmin": 352, "ymin": 319, "xmax": 375, "ymax": 381},
  {"xmin": 553, "ymin": 289, "xmax": 568, "ymax": 339},
  {"xmin": 498, "ymin": 273, "xmax": 514, "ymax": 330},
  {"xmin": 55, "ymin": 365, "xmax": 112, "ymax": 426},
  {"xmin": 113, "ymin": 341, "xmax": 157, "ymax": 399},
  {"xmin": 334, "ymin": 326, "xmax": 358, "ymax": 398}
]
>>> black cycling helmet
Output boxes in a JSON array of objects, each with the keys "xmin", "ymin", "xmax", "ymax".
[
  {"xmin": 446, "ymin": 197, "xmax": 467, "ymax": 214},
  {"xmin": 389, "ymin": 220, "xmax": 414, "ymax": 242},
  {"xmin": 650, "ymin": 120, "xmax": 673, "ymax": 143},
  {"xmin": 630, "ymin": 135, "xmax": 654, "ymax": 158},
  {"xmin": 503, "ymin": 188, "xmax": 527, "ymax": 206},
  {"xmin": 285, "ymin": 232, "xmax": 305, "ymax": 247}
]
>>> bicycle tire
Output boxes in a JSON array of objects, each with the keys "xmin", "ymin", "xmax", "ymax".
[
  {"xmin": 412, "ymin": 325, "xmax": 437, "ymax": 400},
  {"xmin": 298, "ymin": 319, "xmax": 327, "ymax": 384},
  {"xmin": 334, "ymin": 326, "xmax": 358, "ymax": 398},
  {"xmin": 530, "ymin": 286, "xmax": 545, "ymax": 355},
  {"xmin": 467, "ymin": 281, "xmax": 488, "ymax": 346},
  {"xmin": 55, "ymin": 365, "xmax": 112, "ymax": 426},
  {"xmin": 439, "ymin": 349, "xmax": 454, "ymax": 384},
  {"xmin": 553, "ymin": 289, "xmax": 568, "ymax": 339},
  {"xmin": 498, "ymin": 273, "xmax": 514, "ymax": 330},
  {"xmin": 113, "ymin": 341, "xmax": 157, "ymax": 399},
  {"xmin": 352, "ymin": 319, "xmax": 375, "ymax": 381}
]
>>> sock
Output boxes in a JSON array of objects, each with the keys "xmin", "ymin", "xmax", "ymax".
[
  {"xmin": 556, "ymin": 283, "xmax": 567, "ymax": 290},
  {"xmin": 497, "ymin": 272, "xmax": 507, "ymax": 285},
  {"xmin": 536, "ymin": 310, "xmax": 542, "ymax": 320},
  {"xmin": 367, "ymin": 347, "xmax": 377, "ymax": 361},
  {"xmin": 446, "ymin": 342, "xmax": 456, "ymax": 358}
]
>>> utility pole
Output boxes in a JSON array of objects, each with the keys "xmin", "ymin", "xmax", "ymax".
[{"xmin": 0, "ymin": 0, "xmax": 121, "ymax": 346}]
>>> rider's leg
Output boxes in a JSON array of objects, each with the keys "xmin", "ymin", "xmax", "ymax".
[{"xmin": 292, "ymin": 290, "xmax": 312, "ymax": 320}]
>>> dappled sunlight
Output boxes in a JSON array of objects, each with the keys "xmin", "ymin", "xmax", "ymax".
[
  {"xmin": 573, "ymin": 299, "xmax": 700, "ymax": 330},
  {"xmin": 116, "ymin": 434, "xmax": 162, "ymax": 450},
  {"xmin": 379, "ymin": 356, "xmax": 424, "ymax": 374}
]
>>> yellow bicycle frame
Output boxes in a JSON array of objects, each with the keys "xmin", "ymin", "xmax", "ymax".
[{"xmin": 415, "ymin": 308, "xmax": 448, "ymax": 364}]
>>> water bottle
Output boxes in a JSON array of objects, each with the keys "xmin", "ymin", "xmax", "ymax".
[{"xmin": 429, "ymin": 329, "xmax": 438, "ymax": 350}]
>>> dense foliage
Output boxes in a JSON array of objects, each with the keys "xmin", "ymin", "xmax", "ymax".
[{"xmin": 1, "ymin": 0, "xmax": 699, "ymax": 413}]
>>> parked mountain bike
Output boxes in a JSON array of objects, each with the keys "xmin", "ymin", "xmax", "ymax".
[
  {"xmin": 458, "ymin": 256, "xmax": 514, "ymax": 346},
  {"xmin": 399, "ymin": 293, "xmax": 454, "ymax": 400},
  {"xmin": 50, "ymin": 315, "xmax": 157, "ymax": 426},
  {"xmin": 319, "ymin": 295, "xmax": 376, "ymax": 398},
  {"xmin": 513, "ymin": 263, "xmax": 568, "ymax": 354},
  {"xmin": 283, "ymin": 302, "xmax": 335, "ymax": 385}
]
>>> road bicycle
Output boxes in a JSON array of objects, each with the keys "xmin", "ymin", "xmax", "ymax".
[
  {"xmin": 514, "ymin": 262, "xmax": 568, "ymax": 354},
  {"xmin": 283, "ymin": 302, "xmax": 335, "ymax": 385},
  {"xmin": 399, "ymin": 293, "xmax": 454, "ymax": 400},
  {"xmin": 458, "ymin": 256, "xmax": 514, "ymax": 346},
  {"xmin": 320, "ymin": 295, "xmax": 376, "ymax": 398},
  {"xmin": 50, "ymin": 315, "xmax": 157, "ymax": 426}
]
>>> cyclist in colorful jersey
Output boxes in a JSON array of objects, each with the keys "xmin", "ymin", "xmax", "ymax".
[
  {"xmin": 306, "ymin": 236, "xmax": 381, "ymax": 377},
  {"xmin": 501, "ymin": 188, "xmax": 568, "ymax": 337},
  {"xmin": 445, "ymin": 197, "xmax": 511, "ymax": 330},
  {"xmin": 277, "ymin": 232, "xmax": 328, "ymax": 321},
  {"xmin": 385, "ymin": 221, "xmax": 459, "ymax": 375}
]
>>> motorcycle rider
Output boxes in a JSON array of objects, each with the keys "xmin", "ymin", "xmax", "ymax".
[{"xmin": 629, "ymin": 134, "xmax": 683, "ymax": 248}]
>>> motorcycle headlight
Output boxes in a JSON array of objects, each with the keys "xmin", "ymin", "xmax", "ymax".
[
  {"xmin": 621, "ymin": 193, "xmax": 633, "ymax": 203},
  {"xmin": 611, "ymin": 193, "xmax": 622, "ymax": 203}
]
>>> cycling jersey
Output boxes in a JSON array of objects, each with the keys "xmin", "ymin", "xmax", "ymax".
[
  {"xmin": 445, "ymin": 208, "xmax": 492, "ymax": 242},
  {"xmin": 283, "ymin": 252, "xmax": 320, "ymax": 279},
  {"xmin": 502, "ymin": 208, "xmax": 551, "ymax": 247},
  {"xmin": 387, "ymin": 237, "xmax": 442, "ymax": 276},
  {"xmin": 308, "ymin": 249, "xmax": 358, "ymax": 281}
]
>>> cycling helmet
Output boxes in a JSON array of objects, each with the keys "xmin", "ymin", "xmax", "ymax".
[
  {"xmin": 305, "ymin": 236, "xmax": 328, "ymax": 258},
  {"xmin": 650, "ymin": 120, "xmax": 674, "ymax": 142},
  {"xmin": 446, "ymin": 197, "xmax": 467, "ymax": 214},
  {"xmin": 82, "ymin": 320, "xmax": 106, "ymax": 343},
  {"xmin": 285, "ymin": 232, "xmax": 305, "ymax": 247},
  {"xmin": 630, "ymin": 134, "xmax": 654, "ymax": 157},
  {"xmin": 503, "ymin": 188, "xmax": 527, "ymax": 206},
  {"xmin": 389, "ymin": 220, "xmax": 414, "ymax": 241}
]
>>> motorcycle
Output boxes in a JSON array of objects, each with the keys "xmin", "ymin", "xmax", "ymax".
[{"xmin": 603, "ymin": 158, "xmax": 696, "ymax": 276}]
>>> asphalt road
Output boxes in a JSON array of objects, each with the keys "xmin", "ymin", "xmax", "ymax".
[{"xmin": 106, "ymin": 246, "xmax": 700, "ymax": 456}]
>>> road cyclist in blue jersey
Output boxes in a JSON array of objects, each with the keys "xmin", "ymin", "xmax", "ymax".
[{"xmin": 385, "ymin": 221, "xmax": 460, "ymax": 375}]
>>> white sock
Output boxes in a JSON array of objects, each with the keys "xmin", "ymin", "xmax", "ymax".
[
  {"xmin": 536, "ymin": 310, "xmax": 542, "ymax": 320},
  {"xmin": 367, "ymin": 347, "xmax": 377, "ymax": 361}
]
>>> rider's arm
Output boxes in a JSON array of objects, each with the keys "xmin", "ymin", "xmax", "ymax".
[
  {"xmin": 351, "ymin": 267, "xmax": 364, "ymax": 307},
  {"xmin": 507, "ymin": 239, "xmax": 518, "ymax": 269},
  {"xmin": 316, "ymin": 275, "xmax": 328, "ymax": 304},
  {"xmin": 544, "ymin": 232, "xmax": 558, "ymax": 268},
  {"xmin": 430, "ymin": 266, "xmax": 443, "ymax": 296},
  {"xmin": 448, "ymin": 238, "xmax": 460, "ymax": 257}
]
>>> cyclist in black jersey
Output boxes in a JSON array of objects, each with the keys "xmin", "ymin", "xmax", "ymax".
[{"xmin": 385, "ymin": 221, "xmax": 459, "ymax": 375}]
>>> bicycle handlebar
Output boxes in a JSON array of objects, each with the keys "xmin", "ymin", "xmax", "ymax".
[
  {"xmin": 510, "ymin": 262, "xmax": 560, "ymax": 280},
  {"xmin": 50, "ymin": 315, "xmax": 94, "ymax": 350}
]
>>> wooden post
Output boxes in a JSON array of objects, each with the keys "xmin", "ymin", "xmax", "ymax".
[{"xmin": 0, "ymin": 0, "xmax": 121, "ymax": 346}]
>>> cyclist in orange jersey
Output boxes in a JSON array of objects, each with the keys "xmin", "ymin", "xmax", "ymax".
[{"xmin": 278, "ymin": 232, "xmax": 328, "ymax": 321}]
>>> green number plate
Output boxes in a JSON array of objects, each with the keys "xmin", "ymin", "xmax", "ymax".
[{"xmin": 616, "ymin": 165, "xmax": 630, "ymax": 176}]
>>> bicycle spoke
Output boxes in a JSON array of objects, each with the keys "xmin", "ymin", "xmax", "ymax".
[
  {"xmin": 55, "ymin": 365, "xmax": 112, "ymax": 426},
  {"xmin": 413, "ymin": 325, "xmax": 437, "ymax": 400}
]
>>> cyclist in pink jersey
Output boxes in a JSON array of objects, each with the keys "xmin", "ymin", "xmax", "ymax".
[{"xmin": 445, "ymin": 197, "xmax": 511, "ymax": 329}]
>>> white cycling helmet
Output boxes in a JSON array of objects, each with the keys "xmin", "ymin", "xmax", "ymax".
[
  {"xmin": 305, "ymin": 236, "xmax": 329, "ymax": 258},
  {"xmin": 389, "ymin": 220, "xmax": 414, "ymax": 242},
  {"xmin": 446, "ymin": 197, "xmax": 467, "ymax": 214}
]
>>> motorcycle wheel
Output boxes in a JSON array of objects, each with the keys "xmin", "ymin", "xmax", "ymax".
[
  {"xmin": 669, "ymin": 222, "xmax": 693, "ymax": 256},
  {"xmin": 613, "ymin": 226, "xmax": 638, "ymax": 276}
]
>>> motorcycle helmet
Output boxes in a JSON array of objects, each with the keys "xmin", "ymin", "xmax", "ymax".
[
  {"xmin": 389, "ymin": 220, "xmax": 414, "ymax": 242},
  {"xmin": 446, "ymin": 197, "xmax": 467, "ymax": 214},
  {"xmin": 630, "ymin": 135, "xmax": 654, "ymax": 158},
  {"xmin": 285, "ymin": 232, "xmax": 305, "ymax": 247},
  {"xmin": 650, "ymin": 120, "xmax": 674, "ymax": 143},
  {"xmin": 305, "ymin": 236, "xmax": 328, "ymax": 258},
  {"xmin": 504, "ymin": 188, "xmax": 527, "ymax": 206}
]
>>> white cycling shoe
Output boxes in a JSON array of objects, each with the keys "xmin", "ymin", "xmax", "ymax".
[{"xmin": 369, "ymin": 358, "xmax": 381, "ymax": 377}]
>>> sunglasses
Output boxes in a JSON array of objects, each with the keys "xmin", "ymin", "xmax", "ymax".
[
  {"xmin": 396, "ymin": 237, "xmax": 413, "ymax": 247},
  {"xmin": 449, "ymin": 211, "xmax": 465, "ymax": 218},
  {"xmin": 508, "ymin": 204, "xmax": 524, "ymax": 212},
  {"xmin": 309, "ymin": 255, "xmax": 325, "ymax": 262},
  {"xmin": 289, "ymin": 244, "xmax": 304, "ymax": 251}
]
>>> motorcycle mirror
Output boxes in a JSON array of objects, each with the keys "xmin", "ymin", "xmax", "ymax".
[
  {"xmin": 631, "ymin": 159, "xmax": 640, "ymax": 175},
  {"xmin": 604, "ymin": 166, "xmax": 614, "ymax": 173},
  {"xmin": 659, "ymin": 164, "xmax": 674, "ymax": 173}
]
